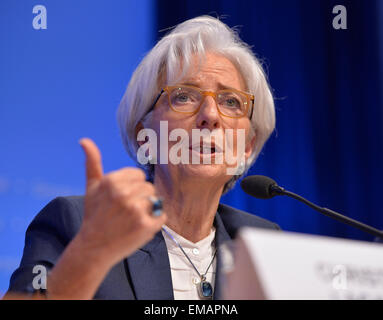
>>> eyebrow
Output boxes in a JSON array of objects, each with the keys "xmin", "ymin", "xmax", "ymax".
[{"xmin": 178, "ymin": 81, "xmax": 240, "ymax": 92}]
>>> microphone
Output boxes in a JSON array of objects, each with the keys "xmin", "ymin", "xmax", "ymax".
[{"xmin": 241, "ymin": 175, "xmax": 383, "ymax": 239}]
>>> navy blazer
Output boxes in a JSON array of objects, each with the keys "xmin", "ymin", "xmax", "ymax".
[{"xmin": 7, "ymin": 196, "xmax": 280, "ymax": 299}]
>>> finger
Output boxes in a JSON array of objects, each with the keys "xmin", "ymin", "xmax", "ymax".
[
  {"xmin": 106, "ymin": 167, "xmax": 146, "ymax": 183},
  {"xmin": 79, "ymin": 138, "xmax": 104, "ymax": 189}
]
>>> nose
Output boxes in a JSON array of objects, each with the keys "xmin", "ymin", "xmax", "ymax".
[{"xmin": 195, "ymin": 95, "xmax": 221, "ymax": 130}]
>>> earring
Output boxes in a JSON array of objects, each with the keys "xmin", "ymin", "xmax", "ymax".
[{"xmin": 236, "ymin": 160, "xmax": 246, "ymax": 175}]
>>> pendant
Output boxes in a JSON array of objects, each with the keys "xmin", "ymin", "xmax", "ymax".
[{"xmin": 198, "ymin": 280, "xmax": 213, "ymax": 300}]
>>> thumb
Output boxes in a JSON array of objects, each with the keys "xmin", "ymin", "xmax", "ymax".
[{"xmin": 79, "ymin": 138, "xmax": 104, "ymax": 190}]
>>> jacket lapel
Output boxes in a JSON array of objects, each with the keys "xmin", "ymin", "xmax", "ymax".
[
  {"xmin": 213, "ymin": 211, "xmax": 233, "ymax": 300},
  {"xmin": 126, "ymin": 209, "xmax": 233, "ymax": 300},
  {"xmin": 126, "ymin": 231, "xmax": 174, "ymax": 300}
]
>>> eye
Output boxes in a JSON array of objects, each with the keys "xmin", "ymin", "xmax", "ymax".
[
  {"xmin": 219, "ymin": 94, "xmax": 241, "ymax": 109},
  {"xmin": 171, "ymin": 88, "xmax": 199, "ymax": 106},
  {"xmin": 224, "ymin": 97, "xmax": 240, "ymax": 108},
  {"xmin": 175, "ymin": 93, "xmax": 191, "ymax": 103}
]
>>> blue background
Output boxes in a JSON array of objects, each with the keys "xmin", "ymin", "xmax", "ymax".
[{"xmin": 1, "ymin": 0, "xmax": 382, "ymax": 295}]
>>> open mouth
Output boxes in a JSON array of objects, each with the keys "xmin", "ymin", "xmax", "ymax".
[{"xmin": 189, "ymin": 142, "xmax": 223, "ymax": 155}]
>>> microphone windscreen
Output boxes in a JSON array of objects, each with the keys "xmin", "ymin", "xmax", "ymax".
[{"xmin": 240, "ymin": 175, "xmax": 278, "ymax": 199}]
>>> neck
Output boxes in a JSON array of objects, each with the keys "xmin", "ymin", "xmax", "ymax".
[{"xmin": 154, "ymin": 169, "xmax": 225, "ymax": 243}]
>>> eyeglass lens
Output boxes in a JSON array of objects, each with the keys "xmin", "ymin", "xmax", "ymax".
[{"xmin": 169, "ymin": 86, "xmax": 248, "ymax": 117}]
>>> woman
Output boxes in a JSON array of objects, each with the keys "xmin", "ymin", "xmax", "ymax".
[{"xmin": 6, "ymin": 16, "xmax": 279, "ymax": 300}]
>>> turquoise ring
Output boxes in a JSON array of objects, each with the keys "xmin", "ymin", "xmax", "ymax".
[{"xmin": 149, "ymin": 196, "xmax": 163, "ymax": 217}]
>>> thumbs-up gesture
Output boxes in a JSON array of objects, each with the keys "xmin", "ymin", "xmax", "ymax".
[{"xmin": 77, "ymin": 138, "xmax": 166, "ymax": 266}]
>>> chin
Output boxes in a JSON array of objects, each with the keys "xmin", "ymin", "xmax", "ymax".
[{"xmin": 180, "ymin": 163, "xmax": 228, "ymax": 180}]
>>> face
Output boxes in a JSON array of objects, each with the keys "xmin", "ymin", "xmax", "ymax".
[{"xmin": 144, "ymin": 52, "xmax": 255, "ymax": 187}]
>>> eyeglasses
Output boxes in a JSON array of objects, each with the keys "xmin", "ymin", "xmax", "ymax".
[{"xmin": 149, "ymin": 85, "xmax": 255, "ymax": 119}]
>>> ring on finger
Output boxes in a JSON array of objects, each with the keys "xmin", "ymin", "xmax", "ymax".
[{"xmin": 148, "ymin": 196, "xmax": 163, "ymax": 217}]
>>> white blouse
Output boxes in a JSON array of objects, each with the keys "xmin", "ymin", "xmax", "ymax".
[{"xmin": 161, "ymin": 225, "xmax": 217, "ymax": 300}]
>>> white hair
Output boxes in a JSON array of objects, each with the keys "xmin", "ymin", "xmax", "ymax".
[{"xmin": 117, "ymin": 15, "xmax": 275, "ymax": 193}]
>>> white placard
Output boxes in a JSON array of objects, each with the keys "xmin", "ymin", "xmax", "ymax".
[{"xmin": 222, "ymin": 228, "xmax": 383, "ymax": 300}]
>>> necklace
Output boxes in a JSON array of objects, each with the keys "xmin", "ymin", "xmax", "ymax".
[{"xmin": 162, "ymin": 227, "xmax": 217, "ymax": 300}]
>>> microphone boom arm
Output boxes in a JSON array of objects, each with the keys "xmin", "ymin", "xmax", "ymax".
[{"xmin": 273, "ymin": 186, "xmax": 383, "ymax": 239}]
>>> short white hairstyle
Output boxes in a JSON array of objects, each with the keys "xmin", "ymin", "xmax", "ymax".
[{"xmin": 117, "ymin": 15, "xmax": 275, "ymax": 193}]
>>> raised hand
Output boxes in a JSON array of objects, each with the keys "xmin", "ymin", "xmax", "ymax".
[
  {"xmin": 77, "ymin": 138, "xmax": 166, "ymax": 265},
  {"xmin": 45, "ymin": 138, "xmax": 166, "ymax": 299}
]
